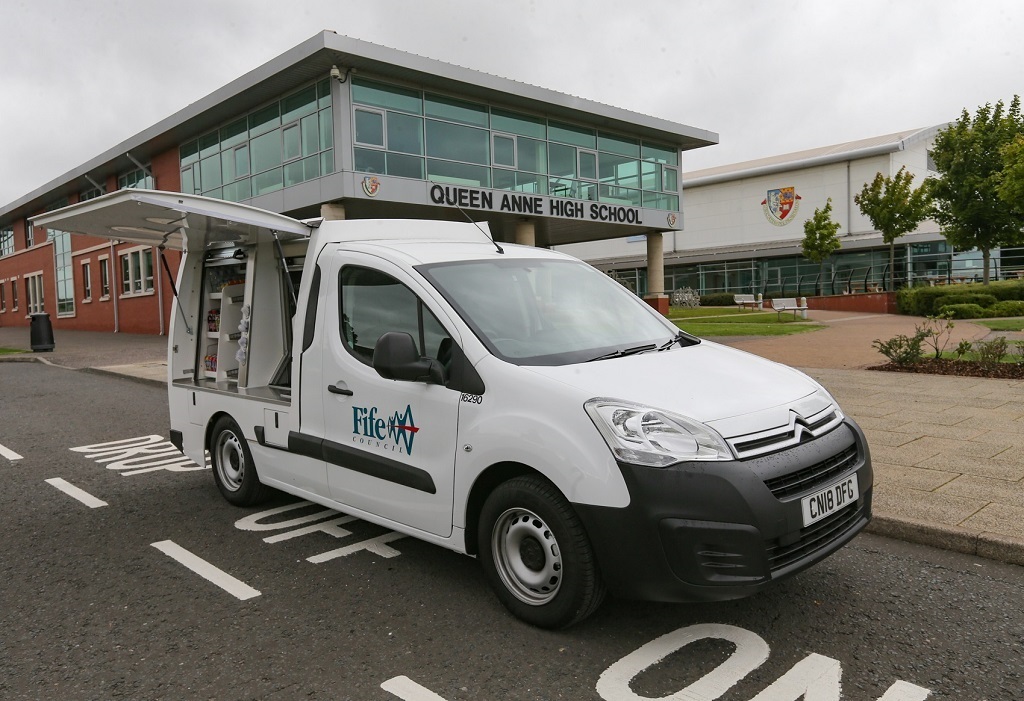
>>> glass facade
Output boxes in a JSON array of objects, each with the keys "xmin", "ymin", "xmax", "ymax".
[
  {"xmin": 45, "ymin": 199, "xmax": 75, "ymax": 316},
  {"xmin": 351, "ymin": 78, "xmax": 680, "ymax": 211},
  {"xmin": 179, "ymin": 80, "xmax": 334, "ymax": 202}
]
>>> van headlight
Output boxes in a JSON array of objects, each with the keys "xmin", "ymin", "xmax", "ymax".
[{"xmin": 585, "ymin": 398, "xmax": 734, "ymax": 467}]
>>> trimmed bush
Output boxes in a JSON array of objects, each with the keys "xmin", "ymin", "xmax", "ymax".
[
  {"xmin": 897, "ymin": 281, "xmax": 1024, "ymax": 315},
  {"xmin": 989, "ymin": 300, "xmax": 1024, "ymax": 317},
  {"xmin": 936, "ymin": 303, "xmax": 987, "ymax": 319},
  {"xmin": 700, "ymin": 292, "xmax": 739, "ymax": 307},
  {"xmin": 933, "ymin": 292, "xmax": 998, "ymax": 310}
]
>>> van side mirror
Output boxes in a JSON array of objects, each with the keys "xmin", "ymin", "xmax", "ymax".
[{"xmin": 373, "ymin": 332, "xmax": 445, "ymax": 385}]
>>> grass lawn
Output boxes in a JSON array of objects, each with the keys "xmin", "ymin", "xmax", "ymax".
[
  {"xmin": 0, "ymin": 347, "xmax": 24, "ymax": 355},
  {"xmin": 670, "ymin": 307, "xmax": 825, "ymax": 337},
  {"xmin": 976, "ymin": 319, "xmax": 1024, "ymax": 332}
]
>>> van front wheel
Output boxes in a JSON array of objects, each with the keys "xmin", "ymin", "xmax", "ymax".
[
  {"xmin": 210, "ymin": 416, "xmax": 271, "ymax": 506},
  {"xmin": 478, "ymin": 476, "xmax": 605, "ymax": 629}
]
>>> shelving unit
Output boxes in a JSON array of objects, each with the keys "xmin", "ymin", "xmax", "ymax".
[{"xmin": 201, "ymin": 257, "xmax": 250, "ymax": 385}]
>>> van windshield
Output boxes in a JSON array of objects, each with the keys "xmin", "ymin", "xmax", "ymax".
[{"xmin": 418, "ymin": 258, "xmax": 682, "ymax": 366}]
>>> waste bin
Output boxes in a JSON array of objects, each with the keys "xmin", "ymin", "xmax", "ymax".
[{"xmin": 30, "ymin": 312, "xmax": 55, "ymax": 352}]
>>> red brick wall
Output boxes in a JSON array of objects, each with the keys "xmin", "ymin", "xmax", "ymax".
[
  {"xmin": 0, "ymin": 146, "xmax": 185, "ymax": 334},
  {"xmin": 808, "ymin": 292, "xmax": 897, "ymax": 314},
  {"xmin": 0, "ymin": 242, "xmax": 55, "ymax": 328}
]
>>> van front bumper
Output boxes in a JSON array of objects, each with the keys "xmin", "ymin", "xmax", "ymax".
[{"xmin": 572, "ymin": 419, "xmax": 872, "ymax": 603}]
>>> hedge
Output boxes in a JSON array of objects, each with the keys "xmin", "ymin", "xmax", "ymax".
[
  {"xmin": 897, "ymin": 281, "xmax": 1024, "ymax": 315},
  {"xmin": 699, "ymin": 292, "xmax": 739, "ymax": 307}
]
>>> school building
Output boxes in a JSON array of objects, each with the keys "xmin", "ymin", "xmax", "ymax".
[{"xmin": 0, "ymin": 30, "xmax": 717, "ymax": 334}]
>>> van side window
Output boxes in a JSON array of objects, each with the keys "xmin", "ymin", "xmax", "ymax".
[{"xmin": 340, "ymin": 266, "xmax": 450, "ymax": 365}]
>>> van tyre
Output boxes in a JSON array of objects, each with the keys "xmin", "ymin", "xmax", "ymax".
[
  {"xmin": 210, "ymin": 416, "xmax": 271, "ymax": 506},
  {"xmin": 478, "ymin": 475, "xmax": 605, "ymax": 629}
]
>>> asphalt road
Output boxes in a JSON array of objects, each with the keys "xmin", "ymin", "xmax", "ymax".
[{"xmin": 1, "ymin": 363, "xmax": 1023, "ymax": 700}]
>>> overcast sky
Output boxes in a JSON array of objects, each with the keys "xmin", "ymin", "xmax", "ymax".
[{"xmin": 2, "ymin": 0, "xmax": 1022, "ymax": 206}]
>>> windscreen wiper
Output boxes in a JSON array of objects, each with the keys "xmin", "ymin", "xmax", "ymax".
[
  {"xmin": 656, "ymin": 330, "xmax": 702, "ymax": 351},
  {"xmin": 586, "ymin": 343, "xmax": 657, "ymax": 362}
]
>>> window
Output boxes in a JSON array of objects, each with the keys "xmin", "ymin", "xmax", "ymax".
[
  {"xmin": 120, "ymin": 248, "xmax": 154, "ymax": 295},
  {"xmin": 80, "ymin": 187, "xmax": 104, "ymax": 201},
  {"xmin": 118, "ymin": 167, "xmax": 154, "ymax": 190},
  {"xmin": 25, "ymin": 273, "xmax": 44, "ymax": 314},
  {"xmin": 25, "ymin": 219, "xmax": 34, "ymax": 247},
  {"xmin": 10, "ymin": 279, "xmax": 17, "ymax": 310},
  {"xmin": 0, "ymin": 280, "xmax": 5, "ymax": 311},
  {"xmin": 0, "ymin": 226, "xmax": 13, "ymax": 256},
  {"xmin": 340, "ymin": 266, "xmax": 450, "ymax": 366},
  {"xmin": 99, "ymin": 257, "xmax": 110, "ymax": 299},
  {"xmin": 180, "ymin": 79, "xmax": 333, "ymax": 202},
  {"xmin": 82, "ymin": 262, "xmax": 92, "ymax": 301}
]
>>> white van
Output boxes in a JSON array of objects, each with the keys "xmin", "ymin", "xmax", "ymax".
[{"xmin": 36, "ymin": 190, "xmax": 872, "ymax": 628}]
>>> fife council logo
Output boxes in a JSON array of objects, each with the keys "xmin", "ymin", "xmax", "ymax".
[
  {"xmin": 761, "ymin": 186, "xmax": 801, "ymax": 226},
  {"xmin": 352, "ymin": 404, "xmax": 419, "ymax": 455}
]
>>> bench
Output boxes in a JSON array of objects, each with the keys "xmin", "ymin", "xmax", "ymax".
[
  {"xmin": 770, "ymin": 297, "xmax": 808, "ymax": 319},
  {"xmin": 734, "ymin": 293, "xmax": 759, "ymax": 311}
]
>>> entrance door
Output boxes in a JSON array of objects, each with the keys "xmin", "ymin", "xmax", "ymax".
[{"xmin": 319, "ymin": 249, "xmax": 461, "ymax": 537}]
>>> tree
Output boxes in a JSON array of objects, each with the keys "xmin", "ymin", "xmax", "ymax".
[
  {"xmin": 997, "ymin": 134, "xmax": 1024, "ymax": 217},
  {"xmin": 854, "ymin": 166, "xmax": 930, "ymax": 290},
  {"xmin": 928, "ymin": 96, "xmax": 1024, "ymax": 284},
  {"xmin": 801, "ymin": 197, "xmax": 842, "ymax": 294}
]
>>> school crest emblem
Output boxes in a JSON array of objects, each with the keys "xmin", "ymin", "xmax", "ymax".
[
  {"xmin": 761, "ymin": 186, "xmax": 801, "ymax": 226},
  {"xmin": 361, "ymin": 176, "xmax": 381, "ymax": 197}
]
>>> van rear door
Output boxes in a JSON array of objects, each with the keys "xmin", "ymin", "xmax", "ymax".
[{"xmin": 31, "ymin": 188, "xmax": 311, "ymax": 250}]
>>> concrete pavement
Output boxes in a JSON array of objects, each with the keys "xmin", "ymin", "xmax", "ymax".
[{"xmin": 2, "ymin": 313, "xmax": 1023, "ymax": 567}]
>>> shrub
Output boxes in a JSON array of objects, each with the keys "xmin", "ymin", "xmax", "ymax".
[
  {"xmin": 937, "ymin": 303, "xmax": 987, "ymax": 319},
  {"xmin": 988, "ymin": 300, "xmax": 1024, "ymax": 317},
  {"xmin": 954, "ymin": 340, "xmax": 973, "ymax": 360},
  {"xmin": 974, "ymin": 337, "xmax": 1009, "ymax": 365},
  {"xmin": 700, "ymin": 292, "xmax": 739, "ymax": 307},
  {"xmin": 916, "ymin": 312, "xmax": 955, "ymax": 359},
  {"xmin": 895, "ymin": 288, "xmax": 918, "ymax": 315},
  {"xmin": 933, "ymin": 292, "xmax": 998, "ymax": 310},
  {"xmin": 872, "ymin": 332, "xmax": 925, "ymax": 366}
]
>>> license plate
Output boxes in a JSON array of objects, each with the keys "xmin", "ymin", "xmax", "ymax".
[{"xmin": 801, "ymin": 473, "xmax": 859, "ymax": 527}]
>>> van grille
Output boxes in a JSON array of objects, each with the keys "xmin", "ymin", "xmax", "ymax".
[
  {"xmin": 763, "ymin": 445, "xmax": 859, "ymax": 500},
  {"xmin": 728, "ymin": 405, "xmax": 844, "ymax": 459}
]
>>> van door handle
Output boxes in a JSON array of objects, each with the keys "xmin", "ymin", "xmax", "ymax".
[{"xmin": 328, "ymin": 383, "xmax": 354, "ymax": 396}]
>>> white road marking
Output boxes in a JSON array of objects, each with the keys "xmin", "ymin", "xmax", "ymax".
[
  {"xmin": 597, "ymin": 623, "xmax": 769, "ymax": 701},
  {"xmin": 0, "ymin": 441, "xmax": 24, "ymax": 461},
  {"xmin": 150, "ymin": 540, "xmax": 261, "ymax": 601},
  {"xmin": 44, "ymin": 478, "xmax": 108, "ymax": 508},
  {"xmin": 381, "ymin": 676, "xmax": 451, "ymax": 701},
  {"xmin": 878, "ymin": 682, "xmax": 932, "ymax": 701},
  {"xmin": 307, "ymin": 532, "xmax": 407, "ymax": 562}
]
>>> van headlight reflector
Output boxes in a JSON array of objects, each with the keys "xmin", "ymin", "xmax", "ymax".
[{"xmin": 585, "ymin": 398, "xmax": 733, "ymax": 467}]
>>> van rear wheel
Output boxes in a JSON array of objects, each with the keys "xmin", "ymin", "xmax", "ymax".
[
  {"xmin": 210, "ymin": 416, "xmax": 271, "ymax": 506},
  {"xmin": 478, "ymin": 475, "xmax": 605, "ymax": 629}
]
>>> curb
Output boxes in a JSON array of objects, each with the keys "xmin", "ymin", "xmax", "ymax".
[
  {"xmin": 81, "ymin": 366, "xmax": 167, "ymax": 389},
  {"xmin": 865, "ymin": 514, "xmax": 1024, "ymax": 567}
]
